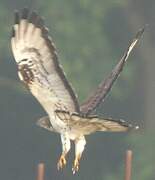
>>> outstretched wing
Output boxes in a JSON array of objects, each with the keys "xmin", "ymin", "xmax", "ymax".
[
  {"xmin": 37, "ymin": 110, "xmax": 138, "ymax": 135},
  {"xmin": 11, "ymin": 8, "xmax": 80, "ymax": 114},
  {"xmin": 80, "ymin": 28, "xmax": 144, "ymax": 115}
]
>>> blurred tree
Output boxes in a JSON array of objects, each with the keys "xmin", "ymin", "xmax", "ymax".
[
  {"xmin": 104, "ymin": 130, "xmax": 155, "ymax": 180},
  {"xmin": 126, "ymin": 0, "xmax": 155, "ymax": 129},
  {"xmin": 0, "ymin": 0, "xmax": 148, "ymax": 180}
]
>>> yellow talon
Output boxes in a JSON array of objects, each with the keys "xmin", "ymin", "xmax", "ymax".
[
  {"xmin": 57, "ymin": 155, "xmax": 67, "ymax": 170},
  {"xmin": 72, "ymin": 156, "xmax": 80, "ymax": 174}
]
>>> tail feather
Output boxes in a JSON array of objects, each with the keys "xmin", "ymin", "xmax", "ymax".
[
  {"xmin": 55, "ymin": 110, "xmax": 139, "ymax": 134},
  {"xmin": 37, "ymin": 111, "xmax": 139, "ymax": 135}
]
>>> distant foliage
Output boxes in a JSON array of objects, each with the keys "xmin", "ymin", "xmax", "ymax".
[
  {"xmin": 0, "ymin": 1, "xmax": 147, "ymax": 180},
  {"xmin": 104, "ymin": 130, "xmax": 155, "ymax": 180},
  {"xmin": 0, "ymin": 0, "xmax": 137, "ymax": 102},
  {"xmin": 37, "ymin": 0, "xmax": 135, "ymax": 102}
]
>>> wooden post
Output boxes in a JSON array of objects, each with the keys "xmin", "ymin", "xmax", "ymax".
[
  {"xmin": 124, "ymin": 150, "xmax": 133, "ymax": 180},
  {"xmin": 36, "ymin": 163, "xmax": 45, "ymax": 180}
]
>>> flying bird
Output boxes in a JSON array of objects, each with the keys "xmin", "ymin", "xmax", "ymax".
[{"xmin": 11, "ymin": 8, "xmax": 143, "ymax": 174}]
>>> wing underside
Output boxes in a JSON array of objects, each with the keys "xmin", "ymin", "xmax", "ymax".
[
  {"xmin": 11, "ymin": 8, "xmax": 80, "ymax": 114},
  {"xmin": 11, "ymin": 8, "xmax": 143, "ymax": 132}
]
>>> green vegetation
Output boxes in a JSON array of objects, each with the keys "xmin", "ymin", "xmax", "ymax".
[{"xmin": 0, "ymin": 0, "xmax": 154, "ymax": 180}]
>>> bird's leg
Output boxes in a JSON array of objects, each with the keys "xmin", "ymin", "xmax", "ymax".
[
  {"xmin": 72, "ymin": 136, "xmax": 86, "ymax": 174},
  {"xmin": 57, "ymin": 134, "xmax": 71, "ymax": 170}
]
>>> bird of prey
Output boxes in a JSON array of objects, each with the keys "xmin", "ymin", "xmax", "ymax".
[{"xmin": 11, "ymin": 8, "xmax": 143, "ymax": 174}]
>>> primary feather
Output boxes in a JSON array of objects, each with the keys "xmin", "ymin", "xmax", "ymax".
[
  {"xmin": 11, "ymin": 8, "xmax": 142, "ymax": 174},
  {"xmin": 80, "ymin": 27, "xmax": 145, "ymax": 115},
  {"xmin": 11, "ymin": 8, "xmax": 80, "ymax": 116}
]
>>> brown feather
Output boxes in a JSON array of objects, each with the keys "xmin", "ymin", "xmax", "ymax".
[{"xmin": 80, "ymin": 27, "xmax": 145, "ymax": 115}]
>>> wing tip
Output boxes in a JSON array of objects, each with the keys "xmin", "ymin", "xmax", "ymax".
[
  {"xmin": 21, "ymin": 7, "xmax": 29, "ymax": 19},
  {"xmin": 36, "ymin": 16, "xmax": 44, "ymax": 27},
  {"xmin": 13, "ymin": 8, "xmax": 49, "ymax": 36},
  {"xmin": 13, "ymin": 8, "xmax": 44, "ymax": 28},
  {"xmin": 29, "ymin": 11, "xmax": 39, "ymax": 24},
  {"xmin": 135, "ymin": 26, "xmax": 146, "ymax": 40},
  {"xmin": 14, "ymin": 10, "xmax": 20, "ymax": 24}
]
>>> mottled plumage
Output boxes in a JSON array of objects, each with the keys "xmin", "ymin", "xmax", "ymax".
[{"xmin": 11, "ymin": 8, "xmax": 143, "ymax": 174}]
